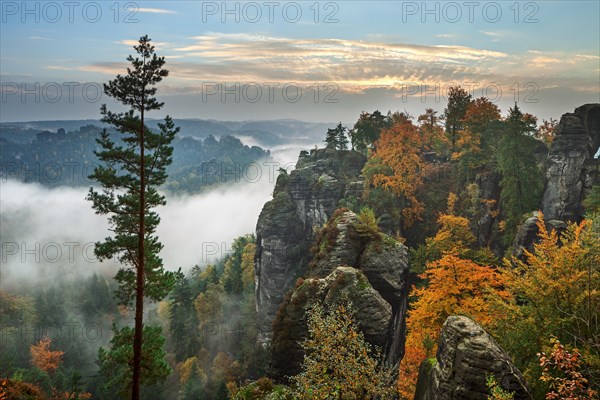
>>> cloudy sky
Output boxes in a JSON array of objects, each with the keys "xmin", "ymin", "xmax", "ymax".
[{"xmin": 1, "ymin": 1, "xmax": 599, "ymax": 122}]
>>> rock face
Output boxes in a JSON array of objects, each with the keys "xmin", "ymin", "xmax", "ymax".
[
  {"xmin": 255, "ymin": 149, "xmax": 366, "ymax": 342},
  {"xmin": 511, "ymin": 212, "xmax": 541, "ymax": 260},
  {"xmin": 270, "ymin": 209, "xmax": 409, "ymax": 381},
  {"xmin": 414, "ymin": 316, "xmax": 531, "ymax": 400},
  {"xmin": 474, "ymin": 171, "xmax": 502, "ymax": 252},
  {"xmin": 511, "ymin": 212, "xmax": 568, "ymax": 260},
  {"xmin": 269, "ymin": 266, "xmax": 393, "ymax": 380},
  {"xmin": 541, "ymin": 104, "xmax": 600, "ymax": 221}
]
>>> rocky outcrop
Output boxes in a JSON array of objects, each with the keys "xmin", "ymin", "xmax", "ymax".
[
  {"xmin": 511, "ymin": 212, "xmax": 567, "ymax": 260},
  {"xmin": 511, "ymin": 212, "xmax": 541, "ymax": 260},
  {"xmin": 270, "ymin": 266, "xmax": 393, "ymax": 380},
  {"xmin": 513, "ymin": 104, "xmax": 599, "ymax": 259},
  {"xmin": 414, "ymin": 316, "xmax": 531, "ymax": 400},
  {"xmin": 541, "ymin": 104, "xmax": 600, "ymax": 221},
  {"xmin": 270, "ymin": 209, "xmax": 409, "ymax": 381},
  {"xmin": 255, "ymin": 149, "xmax": 366, "ymax": 342}
]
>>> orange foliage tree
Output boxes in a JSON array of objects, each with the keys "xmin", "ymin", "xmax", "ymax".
[
  {"xmin": 27, "ymin": 338, "xmax": 93, "ymax": 399},
  {"xmin": 0, "ymin": 378, "xmax": 45, "ymax": 400},
  {"xmin": 51, "ymin": 389, "xmax": 92, "ymax": 400},
  {"xmin": 535, "ymin": 118, "xmax": 558, "ymax": 145},
  {"xmin": 399, "ymin": 255, "xmax": 510, "ymax": 398},
  {"xmin": 399, "ymin": 198, "xmax": 509, "ymax": 399},
  {"xmin": 364, "ymin": 116, "xmax": 425, "ymax": 227},
  {"xmin": 211, "ymin": 352, "xmax": 242, "ymax": 389},
  {"xmin": 463, "ymin": 97, "xmax": 501, "ymax": 132},
  {"xmin": 410, "ymin": 255, "xmax": 509, "ymax": 331},
  {"xmin": 30, "ymin": 337, "xmax": 64, "ymax": 373}
]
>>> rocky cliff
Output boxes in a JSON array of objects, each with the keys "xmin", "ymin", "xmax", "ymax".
[
  {"xmin": 473, "ymin": 171, "xmax": 502, "ymax": 252},
  {"xmin": 511, "ymin": 104, "xmax": 599, "ymax": 258},
  {"xmin": 414, "ymin": 316, "xmax": 531, "ymax": 400},
  {"xmin": 254, "ymin": 149, "xmax": 366, "ymax": 342},
  {"xmin": 541, "ymin": 103, "xmax": 600, "ymax": 221},
  {"xmin": 270, "ymin": 209, "xmax": 409, "ymax": 381}
]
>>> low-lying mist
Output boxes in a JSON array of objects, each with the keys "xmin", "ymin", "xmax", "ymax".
[{"xmin": 0, "ymin": 175, "xmax": 276, "ymax": 290}]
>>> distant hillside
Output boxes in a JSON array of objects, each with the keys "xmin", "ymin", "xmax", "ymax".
[
  {"xmin": 0, "ymin": 118, "xmax": 332, "ymax": 148},
  {"xmin": 0, "ymin": 123, "xmax": 271, "ymax": 194}
]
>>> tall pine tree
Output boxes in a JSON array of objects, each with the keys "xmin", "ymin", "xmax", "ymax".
[
  {"xmin": 497, "ymin": 103, "xmax": 542, "ymax": 242},
  {"xmin": 87, "ymin": 35, "xmax": 178, "ymax": 400}
]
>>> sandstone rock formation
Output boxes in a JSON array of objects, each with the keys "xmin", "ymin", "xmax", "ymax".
[
  {"xmin": 414, "ymin": 316, "xmax": 531, "ymax": 400},
  {"xmin": 541, "ymin": 103, "xmax": 600, "ymax": 221},
  {"xmin": 511, "ymin": 212, "xmax": 567, "ymax": 260},
  {"xmin": 473, "ymin": 171, "xmax": 501, "ymax": 252},
  {"xmin": 255, "ymin": 149, "xmax": 366, "ymax": 342},
  {"xmin": 511, "ymin": 104, "xmax": 599, "ymax": 259},
  {"xmin": 270, "ymin": 209, "xmax": 409, "ymax": 381}
]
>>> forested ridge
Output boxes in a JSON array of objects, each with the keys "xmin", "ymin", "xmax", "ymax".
[{"xmin": 0, "ymin": 125, "xmax": 270, "ymax": 194}]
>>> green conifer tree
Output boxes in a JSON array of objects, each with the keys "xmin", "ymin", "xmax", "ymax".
[
  {"xmin": 497, "ymin": 103, "xmax": 542, "ymax": 242},
  {"xmin": 335, "ymin": 122, "xmax": 349, "ymax": 150},
  {"xmin": 324, "ymin": 126, "xmax": 339, "ymax": 149},
  {"xmin": 87, "ymin": 35, "xmax": 178, "ymax": 400}
]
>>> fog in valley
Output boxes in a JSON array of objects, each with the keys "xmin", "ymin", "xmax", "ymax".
[{"xmin": 0, "ymin": 145, "xmax": 303, "ymax": 289}]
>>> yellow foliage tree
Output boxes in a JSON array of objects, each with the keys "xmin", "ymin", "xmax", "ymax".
[
  {"xmin": 178, "ymin": 356, "xmax": 202, "ymax": 387},
  {"xmin": 430, "ymin": 213, "xmax": 476, "ymax": 258},
  {"xmin": 496, "ymin": 213, "xmax": 600, "ymax": 391},
  {"xmin": 194, "ymin": 283, "xmax": 223, "ymax": 330},
  {"xmin": 292, "ymin": 302, "xmax": 396, "ymax": 400},
  {"xmin": 502, "ymin": 213, "xmax": 599, "ymax": 345},
  {"xmin": 412, "ymin": 193, "xmax": 496, "ymax": 273},
  {"xmin": 241, "ymin": 243, "xmax": 256, "ymax": 291}
]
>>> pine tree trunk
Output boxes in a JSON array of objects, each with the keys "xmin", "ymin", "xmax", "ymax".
[{"xmin": 132, "ymin": 94, "xmax": 146, "ymax": 400}]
